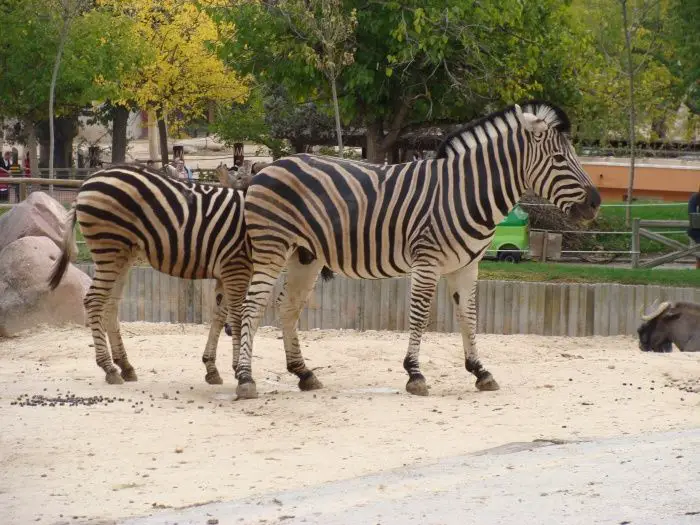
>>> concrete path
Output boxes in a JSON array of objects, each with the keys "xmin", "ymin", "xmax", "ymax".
[{"xmin": 120, "ymin": 429, "xmax": 699, "ymax": 525}]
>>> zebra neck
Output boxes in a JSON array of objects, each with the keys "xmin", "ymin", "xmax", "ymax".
[{"xmin": 450, "ymin": 149, "xmax": 527, "ymax": 228}]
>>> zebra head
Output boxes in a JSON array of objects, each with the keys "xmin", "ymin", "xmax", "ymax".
[{"xmin": 516, "ymin": 101, "xmax": 600, "ymax": 222}]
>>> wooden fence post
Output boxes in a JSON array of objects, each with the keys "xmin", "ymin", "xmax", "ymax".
[
  {"xmin": 19, "ymin": 180, "xmax": 28, "ymax": 202},
  {"xmin": 631, "ymin": 218, "xmax": 640, "ymax": 268}
]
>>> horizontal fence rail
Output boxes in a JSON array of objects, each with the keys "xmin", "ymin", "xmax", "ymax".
[{"xmin": 76, "ymin": 264, "xmax": 700, "ymax": 337}]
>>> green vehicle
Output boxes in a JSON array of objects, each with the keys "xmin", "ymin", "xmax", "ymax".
[{"xmin": 486, "ymin": 204, "xmax": 530, "ymax": 263}]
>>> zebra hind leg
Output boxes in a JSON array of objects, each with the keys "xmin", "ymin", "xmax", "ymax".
[
  {"xmin": 445, "ymin": 263, "xmax": 499, "ymax": 392},
  {"xmin": 279, "ymin": 250, "xmax": 324, "ymax": 391},
  {"xmin": 84, "ymin": 256, "xmax": 131, "ymax": 384},
  {"xmin": 105, "ymin": 268, "xmax": 137, "ymax": 382},
  {"xmin": 403, "ymin": 265, "xmax": 441, "ymax": 396}
]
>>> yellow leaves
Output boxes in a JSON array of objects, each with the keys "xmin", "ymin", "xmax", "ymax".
[{"xmin": 102, "ymin": 0, "xmax": 249, "ymax": 118}]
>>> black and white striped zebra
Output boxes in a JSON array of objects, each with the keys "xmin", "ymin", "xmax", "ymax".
[
  {"xmin": 48, "ymin": 164, "xmax": 252, "ymax": 385},
  {"xmin": 232, "ymin": 101, "xmax": 601, "ymax": 399}
]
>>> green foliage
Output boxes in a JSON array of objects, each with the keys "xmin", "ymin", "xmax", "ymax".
[
  {"xmin": 666, "ymin": 0, "xmax": 700, "ymax": 114},
  {"xmin": 570, "ymin": 0, "xmax": 693, "ymax": 141},
  {"xmin": 215, "ymin": 0, "xmax": 587, "ymax": 159},
  {"xmin": 0, "ymin": 0, "xmax": 147, "ymax": 122},
  {"xmin": 212, "ymin": 84, "xmax": 335, "ymax": 158}
]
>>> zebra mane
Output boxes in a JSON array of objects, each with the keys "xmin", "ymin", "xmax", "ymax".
[{"xmin": 435, "ymin": 100, "xmax": 571, "ymax": 159}]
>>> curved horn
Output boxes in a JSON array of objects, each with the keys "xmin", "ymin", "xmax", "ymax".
[{"xmin": 641, "ymin": 300, "xmax": 671, "ymax": 321}]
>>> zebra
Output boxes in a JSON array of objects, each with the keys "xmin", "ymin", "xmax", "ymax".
[
  {"xmin": 231, "ymin": 100, "xmax": 601, "ymax": 400},
  {"xmin": 48, "ymin": 164, "xmax": 252, "ymax": 386}
]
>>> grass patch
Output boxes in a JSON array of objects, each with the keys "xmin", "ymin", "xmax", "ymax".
[
  {"xmin": 479, "ymin": 261, "xmax": 699, "ymax": 287},
  {"xmin": 591, "ymin": 201, "xmax": 690, "ymax": 254}
]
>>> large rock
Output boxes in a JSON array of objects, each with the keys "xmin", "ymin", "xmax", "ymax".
[
  {"xmin": 0, "ymin": 191, "xmax": 78, "ymax": 256},
  {"xmin": 0, "ymin": 236, "xmax": 91, "ymax": 337}
]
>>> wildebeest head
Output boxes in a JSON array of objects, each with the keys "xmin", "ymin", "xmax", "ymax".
[{"xmin": 637, "ymin": 300, "xmax": 700, "ymax": 353}]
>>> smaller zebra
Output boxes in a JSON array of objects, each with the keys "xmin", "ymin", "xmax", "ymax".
[{"xmin": 49, "ymin": 164, "xmax": 251, "ymax": 385}]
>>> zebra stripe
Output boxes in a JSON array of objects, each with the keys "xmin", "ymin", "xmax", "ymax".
[
  {"xmin": 231, "ymin": 101, "xmax": 600, "ymax": 399},
  {"xmin": 48, "ymin": 164, "xmax": 252, "ymax": 385}
]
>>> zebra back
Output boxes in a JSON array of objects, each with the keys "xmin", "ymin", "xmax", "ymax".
[{"xmin": 76, "ymin": 164, "xmax": 247, "ymax": 280}]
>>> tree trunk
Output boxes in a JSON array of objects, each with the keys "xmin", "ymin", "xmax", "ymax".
[
  {"xmin": 111, "ymin": 105, "xmax": 129, "ymax": 163},
  {"xmin": 148, "ymin": 110, "xmax": 159, "ymax": 164},
  {"xmin": 330, "ymin": 76, "xmax": 344, "ymax": 158},
  {"xmin": 621, "ymin": 0, "xmax": 636, "ymax": 226},
  {"xmin": 49, "ymin": 13, "xmax": 71, "ymax": 192},
  {"xmin": 156, "ymin": 108, "xmax": 169, "ymax": 168},
  {"xmin": 38, "ymin": 116, "xmax": 77, "ymax": 173},
  {"xmin": 25, "ymin": 119, "xmax": 39, "ymax": 177},
  {"xmin": 365, "ymin": 120, "xmax": 385, "ymax": 163}
]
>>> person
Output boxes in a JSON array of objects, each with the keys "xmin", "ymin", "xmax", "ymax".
[
  {"xmin": 23, "ymin": 151, "xmax": 31, "ymax": 176},
  {"xmin": 688, "ymin": 185, "xmax": 700, "ymax": 269},
  {"xmin": 9, "ymin": 157, "xmax": 22, "ymax": 202},
  {"xmin": 0, "ymin": 151, "xmax": 11, "ymax": 171}
]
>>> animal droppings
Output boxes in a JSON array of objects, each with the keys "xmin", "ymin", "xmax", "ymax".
[{"xmin": 9, "ymin": 392, "xmax": 130, "ymax": 408}]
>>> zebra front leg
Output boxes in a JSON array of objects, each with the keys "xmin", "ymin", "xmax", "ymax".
[
  {"xmin": 201, "ymin": 281, "xmax": 226, "ymax": 385},
  {"xmin": 221, "ymin": 253, "xmax": 252, "ymax": 383},
  {"xmin": 237, "ymin": 256, "xmax": 284, "ymax": 400},
  {"xmin": 445, "ymin": 263, "xmax": 499, "ymax": 391},
  {"xmin": 403, "ymin": 265, "xmax": 440, "ymax": 396},
  {"xmin": 279, "ymin": 252, "xmax": 324, "ymax": 391}
]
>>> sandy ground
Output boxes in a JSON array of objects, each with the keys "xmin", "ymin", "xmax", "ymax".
[{"xmin": 0, "ymin": 323, "xmax": 698, "ymax": 525}]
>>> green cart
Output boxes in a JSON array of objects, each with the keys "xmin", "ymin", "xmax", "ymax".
[{"xmin": 486, "ymin": 204, "xmax": 530, "ymax": 263}]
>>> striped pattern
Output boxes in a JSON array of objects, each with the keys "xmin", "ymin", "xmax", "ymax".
[
  {"xmin": 232, "ymin": 101, "xmax": 600, "ymax": 399},
  {"xmin": 48, "ymin": 164, "xmax": 251, "ymax": 385}
]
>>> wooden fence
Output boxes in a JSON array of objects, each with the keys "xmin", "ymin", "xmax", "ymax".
[{"xmin": 76, "ymin": 264, "xmax": 700, "ymax": 337}]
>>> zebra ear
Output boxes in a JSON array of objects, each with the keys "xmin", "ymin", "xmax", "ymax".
[{"xmin": 515, "ymin": 104, "xmax": 548, "ymax": 134}]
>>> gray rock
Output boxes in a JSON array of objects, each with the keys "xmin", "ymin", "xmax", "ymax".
[
  {"xmin": 0, "ymin": 236, "xmax": 90, "ymax": 337},
  {"xmin": 0, "ymin": 191, "xmax": 78, "ymax": 256}
]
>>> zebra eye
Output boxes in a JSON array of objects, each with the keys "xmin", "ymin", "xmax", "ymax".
[{"xmin": 552, "ymin": 153, "xmax": 567, "ymax": 163}]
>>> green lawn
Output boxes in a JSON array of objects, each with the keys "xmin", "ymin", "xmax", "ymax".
[
  {"xmin": 590, "ymin": 201, "xmax": 690, "ymax": 254},
  {"xmin": 479, "ymin": 261, "xmax": 699, "ymax": 287}
]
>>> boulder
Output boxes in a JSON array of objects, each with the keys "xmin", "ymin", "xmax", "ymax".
[
  {"xmin": 0, "ymin": 236, "xmax": 91, "ymax": 337},
  {"xmin": 0, "ymin": 191, "xmax": 78, "ymax": 256}
]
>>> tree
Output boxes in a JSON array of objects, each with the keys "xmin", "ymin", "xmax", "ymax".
[
  {"xmin": 276, "ymin": 0, "xmax": 357, "ymax": 157},
  {"xmin": 49, "ymin": 0, "xmax": 91, "ymax": 182},
  {"xmin": 101, "ymin": 0, "xmax": 249, "ymax": 167},
  {"xmin": 0, "ymin": 0, "xmax": 146, "ymax": 171},
  {"xmin": 571, "ymin": 0, "xmax": 685, "ymax": 223},
  {"xmin": 667, "ymin": 0, "xmax": 700, "ymax": 115},
  {"xmin": 212, "ymin": 84, "xmax": 335, "ymax": 159},
  {"xmin": 217, "ymin": 0, "xmax": 589, "ymax": 162}
]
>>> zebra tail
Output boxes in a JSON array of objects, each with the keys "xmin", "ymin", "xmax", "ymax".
[
  {"xmin": 320, "ymin": 267, "xmax": 335, "ymax": 281},
  {"xmin": 48, "ymin": 204, "xmax": 77, "ymax": 291}
]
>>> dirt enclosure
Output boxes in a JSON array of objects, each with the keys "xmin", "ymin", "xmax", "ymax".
[{"xmin": 1, "ymin": 323, "xmax": 699, "ymax": 524}]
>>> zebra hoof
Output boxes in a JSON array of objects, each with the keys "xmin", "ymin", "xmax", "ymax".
[
  {"xmin": 476, "ymin": 373, "xmax": 500, "ymax": 391},
  {"xmin": 236, "ymin": 381, "xmax": 258, "ymax": 400},
  {"xmin": 224, "ymin": 323, "xmax": 232, "ymax": 337},
  {"xmin": 298, "ymin": 373, "xmax": 323, "ymax": 391},
  {"xmin": 120, "ymin": 368, "xmax": 138, "ymax": 382},
  {"xmin": 406, "ymin": 375, "xmax": 429, "ymax": 396},
  {"xmin": 205, "ymin": 371, "xmax": 224, "ymax": 385},
  {"xmin": 105, "ymin": 370, "xmax": 124, "ymax": 385}
]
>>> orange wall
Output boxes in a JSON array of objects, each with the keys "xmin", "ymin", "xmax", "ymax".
[{"xmin": 581, "ymin": 160, "xmax": 700, "ymax": 202}]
